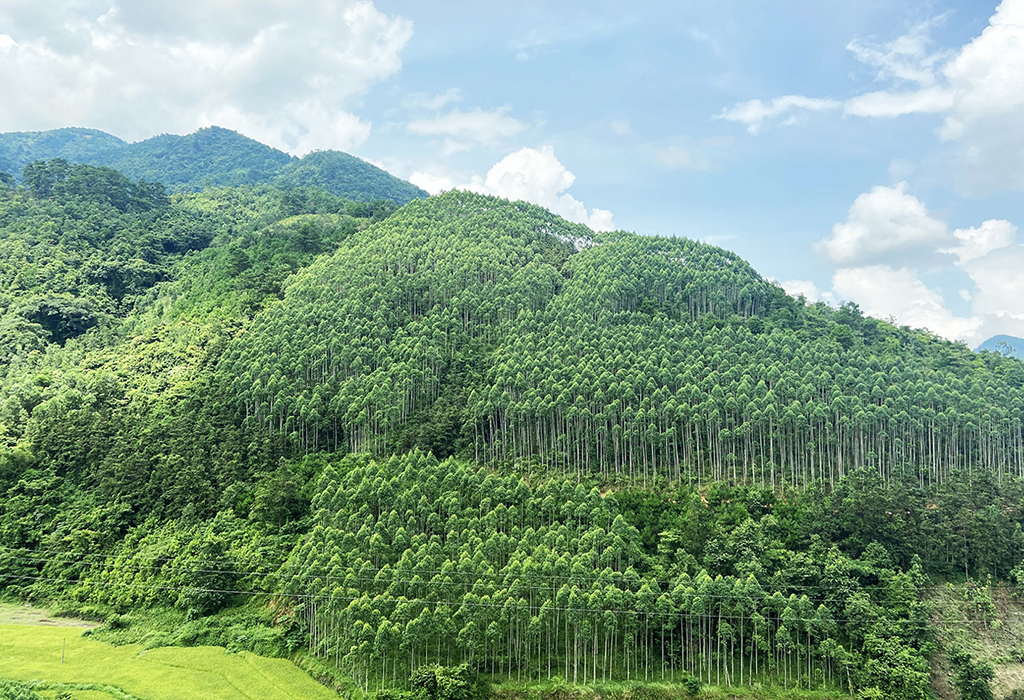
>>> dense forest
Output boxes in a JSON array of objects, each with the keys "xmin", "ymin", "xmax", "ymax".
[
  {"xmin": 2, "ymin": 155, "xmax": 1024, "ymax": 700},
  {"xmin": 0, "ymin": 127, "xmax": 427, "ymax": 204}
]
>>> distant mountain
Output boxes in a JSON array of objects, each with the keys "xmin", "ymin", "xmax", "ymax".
[
  {"xmin": 977, "ymin": 334, "xmax": 1024, "ymax": 358},
  {"xmin": 0, "ymin": 126, "xmax": 427, "ymax": 204}
]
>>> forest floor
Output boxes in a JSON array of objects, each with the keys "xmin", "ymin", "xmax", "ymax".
[
  {"xmin": 929, "ymin": 581, "xmax": 1024, "ymax": 700},
  {"xmin": 0, "ymin": 619, "xmax": 337, "ymax": 700},
  {"xmin": 487, "ymin": 679, "xmax": 847, "ymax": 700}
]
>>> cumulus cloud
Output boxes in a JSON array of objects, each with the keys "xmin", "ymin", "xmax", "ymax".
[
  {"xmin": 408, "ymin": 171, "xmax": 455, "ymax": 195},
  {"xmin": 717, "ymin": 95, "xmax": 841, "ymax": 134},
  {"xmin": 943, "ymin": 219, "xmax": 1018, "ymax": 263},
  {"xmin": 780, "ymin": 280, "xmax": 823, "ymax": 303},
  {"xmin": 0, "ymin": 0, "xmax": 412, "ymax": 153},
  {"xmin": 937, "ymin": 0, "xmax": 1024, "ymax": 192},
  {"xmin": 411, "ymin": 146, "xmax": 615, "ymax": 232},
  {"xmin": 832, "ymin": 265, "xmax": 982, "ymax": 341},
  {"xmin": 815, "ymin": 182, "xmax": 950, "ymax": 266},
  {"xmin": 471, "ymin": 146, "xmax": 615, "ymax": 232},
  {"xmin": 814, "ymin": 186, "xmax": 1024, "ymax": 347}
]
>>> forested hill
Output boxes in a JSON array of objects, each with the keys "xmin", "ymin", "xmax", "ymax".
[
  {"xmin": 3, "ymin": 173, "xmax": 1024, "ymax": 699},
  {"xmin": 225, "ymin": 191, "xmax": 1024, "ymax": 489},
  {"xmin": 0, "ymin": 126, "xmax": 427, "ymax": 204}
]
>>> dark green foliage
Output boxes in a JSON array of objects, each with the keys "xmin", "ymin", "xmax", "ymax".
[
  {"xmin": 411, "ymin": 664, "xmax": 479, "ymax": 700},
  {"xmin": 0, "ymin": 126, "xmax": 427, "ymax": 204},
  {"xmin": 949, "ymin": 646, "xmax": 995, "ymax": 700},
  {"xmin": 276, "ymin": 150, "xmax": 427, "ymax": 204},
  {"xmin": 0, "ymin": 679, "xmax": 43, "ymax": 700},
  {"xmin": 15, "ymin": 295, "xmax": 98, "ymax": 345},
  {"xmin": 108, "ymin": 127, "xmax": 294, "ymax": 189}
]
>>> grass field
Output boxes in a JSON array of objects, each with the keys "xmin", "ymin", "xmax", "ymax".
[{"xmin": 0, "ymin": 623, "xmax": 338, "ymax": 700}]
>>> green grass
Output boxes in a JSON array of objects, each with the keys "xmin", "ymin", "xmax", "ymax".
[{"xmin": 0, "ymin": 624, "xmax": 337, "ymax": 700}]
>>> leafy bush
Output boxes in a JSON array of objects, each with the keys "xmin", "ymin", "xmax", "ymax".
[
  {"xmin": 104, "ymin": 613, "xmax": 130, "ymax": 630},
  {"xmin": 0, "ymin": 678, "xmax": 42, "ymax": 700},
  {"xmin": 949, "ymin": 646, "xmax": 995, "ymax": 700},
  {"xmin": 411, "ymin": 664, "xmax": 481, "ymax": 700}
]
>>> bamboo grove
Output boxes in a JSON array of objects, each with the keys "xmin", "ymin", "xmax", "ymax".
[
  {"xmin": 283, "ymin": 452, "xmax": 934, "ymax": 698},
  {"xmin": 227, "ymin": 191, "xmax": 1024, "ymax": 488}
]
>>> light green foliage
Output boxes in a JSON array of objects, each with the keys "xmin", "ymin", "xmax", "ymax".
[
  {"xmin": 0, "ymin": 624, "xmax": 336, "ymax": 700},
  {"xmin": 282, "ymin": 452, "xmax": 932, "ymax": 698},
  {"xmin": 220, "ymin": 191, "xmax": 1024, "ymax": 497}
]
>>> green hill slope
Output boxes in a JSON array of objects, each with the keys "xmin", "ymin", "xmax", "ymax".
[
  {"xmin": 0, "ymin": 127, "xmax": 427, "ymax": 204},
  {"xmin": 223, "ymin": 191, "xmax": 1024, "ymax": 490},
  {"xmin": 2, "ymin": 179, "xmax": 1024, "ymax": 699}
]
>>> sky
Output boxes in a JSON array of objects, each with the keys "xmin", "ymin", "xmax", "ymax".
[{"xmin": 1, "ymin": 0, "xmax": 1023, "ymax": 348}]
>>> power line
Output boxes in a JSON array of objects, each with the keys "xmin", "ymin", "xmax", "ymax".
[
  {"xmin": 0, "ymin": 570, "xmax": 990, "ymax": 629},
  {"xmin": 0, "ymin": 545, "xmax": 994, "ymax": 595}
]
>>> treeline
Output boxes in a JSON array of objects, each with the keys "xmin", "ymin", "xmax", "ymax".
[{"xmin": 280, "ymin": 453, "xmax": 942, "ymax": 698}]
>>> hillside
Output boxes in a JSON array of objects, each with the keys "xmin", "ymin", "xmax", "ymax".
[
  {"xmin": 0, "ymin": 126, "xmax": 427, "ymax": 204},
  {"xmin": 2, "ymin": 174, "xmax": 1024, "ymax": 699}
]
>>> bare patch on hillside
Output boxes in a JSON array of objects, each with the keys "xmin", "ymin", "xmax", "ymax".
[{"xmin": 0, "ymin": 603, "xmax": 98, "ymax": 628}]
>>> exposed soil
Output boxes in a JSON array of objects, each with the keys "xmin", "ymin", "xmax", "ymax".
[{"xmin": 0, "ymin": 603, "xmax": 99, "ymax": 628}]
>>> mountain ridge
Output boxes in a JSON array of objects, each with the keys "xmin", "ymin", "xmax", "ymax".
[
  {"xmin": 977, "ymin": 334, "xmax": 1024, "ymax": 359},
  {"xmin": 0, "ymin": 125, "xmax": 427, "ymax": 204}
]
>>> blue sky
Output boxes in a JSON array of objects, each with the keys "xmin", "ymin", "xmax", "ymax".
[{"xmin": 1, "ymin": 0, "xmax": 1023, "ymax": 346}]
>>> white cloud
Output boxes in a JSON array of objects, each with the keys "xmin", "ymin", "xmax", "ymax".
[
  {"xmin": 947, "ymin": 222, "xmax": 1024, "ymax": 341},
  {"xmin": 408, "ymin": 171, "xmax": 454, "ymax": 195},
  {"xmin": 846, "ymin": 15, "xmax": 951, "ymax": 87},
  {"xmin": 943, "ymin": 219, "xmax": 1017, "ymax": 263},
  {"xmin": 717, "ymin": 95, "xmax": 841, "ymax": 134},
  {"xmin": 610, "ymin": 119, "xmax": 632, "ymax": 136},
  {"xmin": 407, "ymin": 107, "xmax": 525, "ymax": 147},
  {"xmin": 0, "ymin": 0, "xmax": 412, "ymax": 154},
  {"xmin": 465, "ymin": 146, "xmax": 615, "ymax": 232},
  {"xmin": 960, "ymin": 245, "xmax": 1024, "ymax": 341},
  {"xmin": 409, "ymin": 147, "xmax": 614, "ymax": 231},
  {"xmin": 403, "ymin": 88, "xmax": 462, "ymax": 112},
  {"xmin": 721, "ymin": 1, "xmax": 1024, "ymax": 194},
  {"xmin": 937, "ymin": 0, "xmax": 1024, "ymax": 192},
  {"xmin": 844, "ymin": 87, "xmax": 954, "ymax": 118},
  {"xmin": 833, "ymin": 265, "xmax": 982, "ymax": 341},
  {"xmin": 815, "ymin": 182, "xmax": 950, "ymax": 266},
  {"xmin": 815, "ymin": 188, "xmax": 1024, "ymax": 347},
  {"xmin": 780, "ymin": 280, "xmax": 822, "ymax": 303}
]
